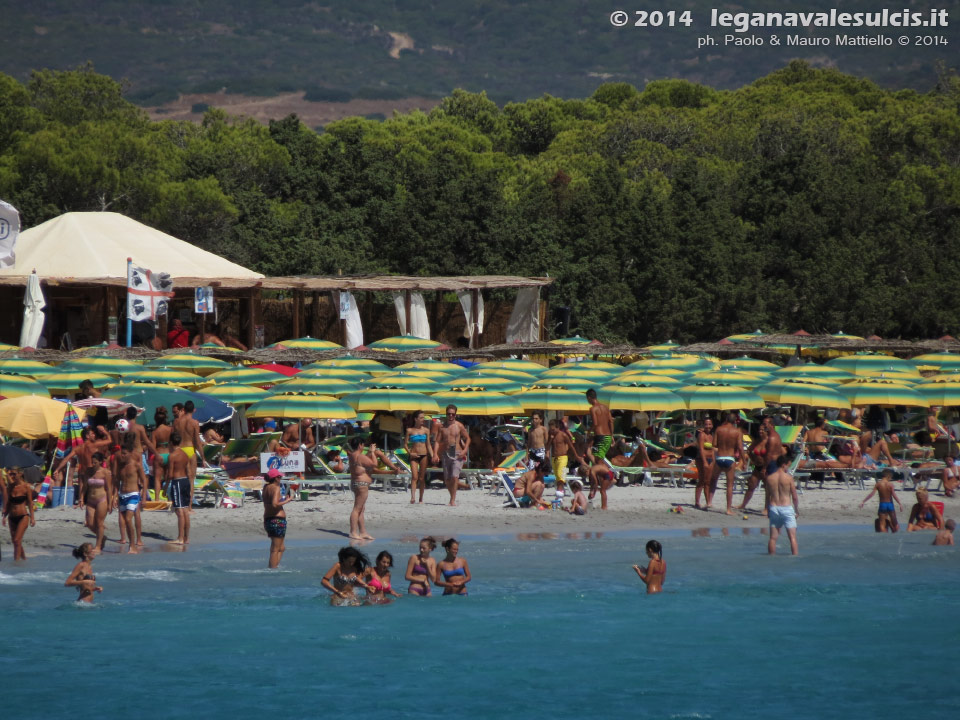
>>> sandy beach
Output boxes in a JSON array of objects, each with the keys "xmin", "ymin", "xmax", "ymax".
[{"xmin": 16, "ymin": 480, "xmax": 955, "ymax": 555}]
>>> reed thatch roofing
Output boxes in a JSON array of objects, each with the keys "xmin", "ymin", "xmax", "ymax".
[{"xmin": 258, "ymin": 275, "xmax": 553, "ymax": 292}]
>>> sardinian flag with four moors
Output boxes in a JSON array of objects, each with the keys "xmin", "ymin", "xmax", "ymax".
[{"xmin": 127, "ymin": 264, "xmax": 174, "ymax": 322}]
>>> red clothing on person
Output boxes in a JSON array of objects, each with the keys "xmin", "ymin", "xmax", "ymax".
[{"xmin": 167, "ymin": 329, "xmax": 189, "ymax": 348}]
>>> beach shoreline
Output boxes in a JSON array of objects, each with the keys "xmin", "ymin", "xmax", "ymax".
[{"xmin": 14, "ymin": 483, "xmax": 953, "ymax": 556}]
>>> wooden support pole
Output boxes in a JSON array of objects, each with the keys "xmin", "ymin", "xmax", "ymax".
[
  {"xmin": 292, "ymin": 289, "xmax": 302, "ymax": 339},
  {"xmin": 471, "ymin": 288, "xmax": 480, "ymax": 349},
  {"xmin": 404, "ymin": 290, "xmax": 412, "ymax": 336}
]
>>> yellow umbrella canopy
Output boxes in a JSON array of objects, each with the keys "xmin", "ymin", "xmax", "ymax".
[
  {"xmin": 0, "ymin": 395, "xmax": 68, "ymax": 438},
  {"xmin": 0, "ymin": 358, "xmax": 55, "ymax": 377},
  {"xmin": 614, "ymin": 372, "xmax": 686, "ymax": 387}
]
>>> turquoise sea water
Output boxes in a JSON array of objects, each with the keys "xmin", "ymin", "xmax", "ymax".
[{"xmin": 1, "ymin": 526, "xmax": 956, "ymax": 720}]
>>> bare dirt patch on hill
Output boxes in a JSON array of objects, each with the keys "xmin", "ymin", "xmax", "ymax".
[{"xmin": 146, "ymin": 91, "xmax": 441, "ymax": 128}]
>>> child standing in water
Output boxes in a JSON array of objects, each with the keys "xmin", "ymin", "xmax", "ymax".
[
  {"xmin": 64, "ymin": 543, "xmax": 103, "ymax": 603},
  {"xmin": 633, "ymin": 540, "xmax": 666, "ymax": 594}
]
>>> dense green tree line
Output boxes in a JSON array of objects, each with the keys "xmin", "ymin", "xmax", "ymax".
[{"xmin": 1, "ymin": 62, "xmax": 958, "ymax": 342}]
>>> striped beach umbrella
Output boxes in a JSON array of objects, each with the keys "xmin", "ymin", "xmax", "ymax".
[
  {"xmin": 831, "ymin": 331, "xmax": 864, "ymax": 340},
  {"xmin": 854, "ymin": 370, "xmax": 920, "ymax": 383},
  {"xmin": 755, "ymin": 380, "xmax": 851, "ymax": 409},
  {"xmin": 840, "ymin": 380, "xmax": 928, "ymax": 408},
  {"xmin": 540, "ymin": 367, "xmax": 619, "ymax": 382},
  {"xmin": 772, "ymin": 365, "xmax": 856, "ymax": 382},
  {"xmin": 0, "ymin": 358, "xmax": 54, "ymax": 377},
  {"xmin": 911, "ymin": 351, "xmax": 960, "ymax": 372},
  {"xmin": 514, "ymin": 387, "xmax": 591, "ymax": 413},
  {"xmin": 597, "ymin": 383, "xmax": 685, "ymax": 412},
  {"xmin": 246, "ymin": 392, "xmax": 356, "ymax": 419},
  {"xmin": 295, "ymin": 367, "xmax": 371, "ymax": 383},
  {"xmin": 678, "ymin": 383, "xmax": 765, "ymax": 411},
  {"xmin": 473, "ymin": 359, "xmax": 546, "ymax": 373},
  {"xmin": 306, "ymin": 356, "xmax": 392, "ymax": 374},
  {"xmin": 550, "ymin": 335, "xmax": 595, "ymax": 345},
  {"xmin": 0, "ymin": 372, "xmax": 51, "ymax": 398},
  {"xmin": 59, "ymin": 357, "xmax": 142, "ymax": 376},
  {"xmin": 202, "ymin": 383, "xmax": 271, "ymax": 406},
  {"xmin": 627, "ymin": 355, "xmax": 716, "ymax": 373},
  {"xmin": 919, "ymin": 370, "xmax": 960, "ymax": 384},
  {"xmin": 718, "ymin": 356, "xmax": 781, "ymax": 371},
  {"xmin": 361, "ymin": 373, "xmax": 445, "ymax": 394},
  {"xmin": 121, "ymin": 369, "xmax": 205, "ymax": 387},
  {"xmin": 395, "ymin": 360, "xmax": 468, "ymax": 375},
  {"xmin": 205, "ymin": 367, "xmax": 287, "ymax": 387},
  {"xmin": 614, "ymin": 372, "xmax": 686, "ymax": 387},
  {"xmin": 341, "ymin": 388, "xmax": 441, "ymax": 414},
  {"xmin": 37, "ymin": 371, "xmax": 114, "ymax": 393},
  {"xmin": 379, "ymin": 369, "xmax": 454, "ymax": 382},
  {"xmin": 102, "ymin": 383, "xmax": 196, "ymax": 398},
  {"xmin": 468, "ymin": 367, "xmax": 541, "ymax": 383},
  {"xmin": 368, "ymin": 335, "xmax": 442, "ymax": 352},
  {"xmin": 532, "ymin": 378, "xmax": 604, "ymax": 393},
  {"xmin": 690, "ymin": 370, "xmax": 773, "ymax": 389},
  {"xmin": 270, "ymin": 336, "xmax": 342, "ymax": 350},
  {"xmin": 250, "ymin": 363, "xmax": 300, "ymax": 377},
  {"xmin": 916, "ymin": 382, "xmax": 960, "ymax": 407},
  {"xmin": 827, "ymin": 353, "xmax": 918, "ymax": 376},
  {"xmin": 443, "ymin": 373, "xmax": 525, "ymax": 394},
  {"xmin": 272, "ymin": 377, "xmax": 361, "ymax": 396},
  {"xmin": 0, "ymin": 342, "xmax": 18, "ymax": 351},
  {"xmin": 725, "ymin": 330, "xmax": 766, "ymax": 343},
  {"xmin": 642, "ymin": 341, "xmax": 680, "ymax": 353},
  {"xmin": 110, "ymin": 387, "xmax": 234, "ymax": 424},
  {"xmin": 554, "ymin": 360, "xmax": 623, "ymax": 372},
  {"xmin": 197, "ymin": 342, "xmax": 242, "ymax": 353},
  {"xmin": 429, "ymin": 390, "xmax": 524, "ymax": 416},
  {"xmin": 145, "ymin": 353, "xmax": 232, "ymax": 376}
]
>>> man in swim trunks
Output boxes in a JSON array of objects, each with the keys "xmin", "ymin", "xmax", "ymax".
[
  {"xmin": 585, "ymin": 389, "xmax": 613, "ymax": 461},
  {"xmin": 526, "ymin": 411, "xmax": 549, "ymax": 468},
  {"xmin": 548, "ymin": 418, "xmax": 581, "ymax": 489},
  {"xmin": 167, "ymin": 432, "xmax": 194, "ymax": 545},
  {"xmin": 116, "ymin": 433, "xmax": 147, "ymax": 553},
  {"xmin": 714, "ymin": 412, "xmax": 744, "ymax": 515},
  {"xmin": 859, "ymin": 468, "xmax": 903, "ymax": 533},
  {"xmin": 280, "ymin": 417, "xmax": 318, "ymax": 473},
  {"xmin": 172, "ymin": 400, "xmax": 207, "ymax": 475},
  {"xmin": 764, "ymin": 452, "xmax": 799, "ymax": 555},
  {"xmin": 262, "ymin": 467, "xmax": 293, "ymax": 568},
  {"xmin": 436, "ymin": 404, "xmax": 470, "ymax": 506}
]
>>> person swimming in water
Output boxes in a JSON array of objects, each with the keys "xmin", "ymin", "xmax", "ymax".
[
  {"xmin": 364, "ymin": 551, "xmax": 402, "ymax": 603},
  {"xmin": 405, "ymin": 536, "xmax": 437, "ymax": 596},
  {"xmin": 435, "ymin": 538, "xmax": 471, "ymax": 596},
  {"xmin": 64, "ymin": 543, "xmax": 102, "ymax": 603},
  {"xmin": 321, "ymin": 546, "xmax": 372, "ymax": 606},
  {"xmin": 632, "ymin": 539, "xmax": 666, "ymax": 594}
]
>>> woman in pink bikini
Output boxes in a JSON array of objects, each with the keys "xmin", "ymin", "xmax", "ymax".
[
  {"xmin": 364, "ymin": 551, "xmax": 402, "ymax": 603},
  {"xmin": 79, "ymin": 452, "xmax": 113, "ymax": 552}
]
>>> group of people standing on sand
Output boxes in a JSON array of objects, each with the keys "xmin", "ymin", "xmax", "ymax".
[{"xmin": 319, "ymin": 536, "xmax": 470, "ymax": 605}]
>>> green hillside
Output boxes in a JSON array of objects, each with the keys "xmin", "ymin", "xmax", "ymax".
[{"xmin": 1, "ymin": 0, "xmax": 957, "ymax": 105}]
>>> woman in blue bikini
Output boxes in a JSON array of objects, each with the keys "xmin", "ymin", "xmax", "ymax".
[
  {"xmin": 404, "ymin": 410, "xmax": 435, "ymax": 504},
  {"xmin": 435, "ymin": 538, "xmax": 471, "ymax": 596}
]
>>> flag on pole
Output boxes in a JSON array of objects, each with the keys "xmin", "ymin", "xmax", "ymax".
[
  {"xmin": 0, "ymin": 199, "xmax": 20, "ymax": 268},
  {"xmin": 127, "ymin": 263, "xmax": 174, "ymax": 321}
]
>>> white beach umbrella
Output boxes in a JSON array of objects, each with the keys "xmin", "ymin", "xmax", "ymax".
[{"xmin": 19, "ymin": 271, "xmax": 45, "ymax": 348}]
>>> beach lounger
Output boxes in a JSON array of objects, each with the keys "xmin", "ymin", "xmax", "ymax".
[
  {"xmin": 495, "ymin": 470, "xmax": 524, "ymax": 508},
  {"xmin": 301, "ymin": 456, "xmax": 351, "ymax": 494}
]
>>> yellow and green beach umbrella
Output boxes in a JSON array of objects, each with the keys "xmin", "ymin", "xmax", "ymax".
[
  {"xmin": 295, "ymin": 367, "xmax": 372, "ymax": 383},
  {"xmin": 627, "ymin": 355, "xmax": 716, "ymax": 373},
  {"xmin": 429, "ymin": 390, "xmax": 524, "ymax": 416},
  {"xmin": 473, "ymin": 359, "xmax": 545, "ymax": 373},
  {"xmin": 827, "ymin": 353, "xmax": 917, "ymax": 376},
  {"xmin": 340, "ymin": 388, "xmax": 441, "ymax": 414},
  {"xmin": 911, "ymin": 351, "xmax": 960, "ymax": 372},
  {"xmin": 395, "ymin": 360, "xmax": 468, "ymax": 375},
  {"xmin": 270, "ymin": 336, "xmax": 342, "ymax": 350},
  {"xmin": 205, "ymin": 367, "xmax": 287, "ymax": 387},
  {"xmin": 678, "ymin": 383, "xmax": 765, "ymax": 411},
  {"xmin": 916, "ymin": 382, "xmax": 960, "ymax": 407},
  {"xmin": 718, "ymin": 356, "xmax": 781, "ymax": 372},
  {"xmin": 145, "ymin": 353, "xmax": 232, "ymax": 376},
  {"xmin": 443, "ymin": 373, "xmax": 525, "ymax": 394},
  {"xmin": 0, "ymin": 372, "xmax": 51, "ymax": 398},
  {"xmin": 540, "ymin": 366, "xmax": 619, "ymax": 382},
  {"xmin": 772, "ymin": 365, "xmax": 856, "ymax": 382},
  {"xmin": 272, "ymin": 377, "xmax": 361, "ymax": 396},
  {"xmin": 122, "ymin": 368, "xmax": 205, "ymax": 387},
  {"xmin": 840, "ymin": 380, "xmax": 928, "ymax": 408},
  {"xmin": 550, "ymin": 335, "xmax": 595, "ymax": 345},
  {"xmin": 361, "ymin": 373, "xmax": 445, "ymax": 394},
  {"xmin": 690, "ymin": 370, "xmax": 772, "ymax": 389},
  {"xmin": 596, "ymin": 383, "xmax": 685, "ymax": 412},
  {"xmin": 246, "ymin": 392, "xmax": 356, "ymax": 419},
  {"xmin": 0, "ymin": 358, "xmax": 53, "ymax": 377},
  {"xmin": 532, "ymin": 378, "xmax": 604, "ymax": 393},
  {"xmin": 368, "ymin": 335, "xmax": 442, "ymax": 352},
  {"xmin": 37, "ymin": 371, "xmax": 115, "ymax": 393},
  {"xmin": 306, "ymin": 356, "xmax": 392, "ymax": 374},
  {"xmin": 514, "ymin": 387, "xmax": 591, "ymax": 412},
  {"xmin": 59, "ymin": 356, "xmax": 142, "ymax": 376},
  {"xmin": 468, "ymin": 367, "xmax": 541, "ymax": 383},
  {"xmin": 614, "ymin": 372, "xmax": 686, "ymax": 387},
  {"xmin": 202, "ymin": 383, "xmax": 271, "ymax": 406},
  {"xmin": 755, "ymin": 380, "xmax": 851, "ymax": 409}
]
